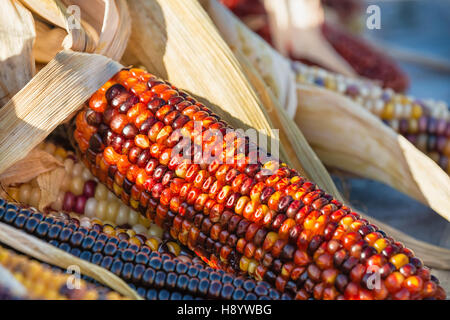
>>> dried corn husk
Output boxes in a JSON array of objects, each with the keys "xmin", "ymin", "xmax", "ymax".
[
  {"xmin": 20, "ymin": 0, "xmax": 96, "ymax": 53},
  {"xmin": 36, "ymin": 166, "xmax": 66, "ymax": 210},
  {"xmin": 0, "ymin": 0, "xmax": 36, "ymax": 107},
  {"xmin": 0, "ymin": 50, "xmax": 122, "ymax": 175},
  {"xmin": 34, "ymin": 19, "xmax": 66, "ymax": 63},
  {"xmin": 23, "ymin": 0, "xmax": 130, "ymax": 61},
  {"xmin": 0, "ymin": 149, "xmax": 63, "ymax": 186},
  {"xmin": 0, "ymin": 221, "xmax": 141, "ymax": 299},
  {"xmin": 295, "ymin": 85, "xmax": 450, "ymax": 222},
  {"xmin": 262, "ymin": 0, "xmax": 355, "ymax": 76},
  {"xmin": 123, "ymin": 0, "xmax": 341, "ymax": 200}
]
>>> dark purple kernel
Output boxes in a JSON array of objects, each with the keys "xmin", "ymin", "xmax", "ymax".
[
  {"xmin": 118, "ymin": 95, "xmax": 139, "ymax": 114},
  {"xmin": 147, "ymin": 98, "xmax": 166, "ymax": 113},
  {"xmin": 122, "ymin": 124, "xmax": 139, "ymax": 139},
  {"xmin": 105, "ymin": 84, "xmax": 126, "ymax": 103},
  {"xmin": 85, "ymin": 108, "xmax": 102, "ymax": 126}
]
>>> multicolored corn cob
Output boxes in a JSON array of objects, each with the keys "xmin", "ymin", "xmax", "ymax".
[
  {"xmin": 5, "ymin": 142, "xmax": 164, "ymax": 240},
  {"xmin": 71, "ymin": 68, "xmax": 446, "ymax": 300},
  {"xmin": 0, "ymin": 199, "xmax": 285, "ymax": 300},
  {"xmin": 293, "ymin": 62, "xmax": 450, "ymax": 174},
  {"xmin": 0, "ymin": 244, "xmax": 126, "ymax": 300}
]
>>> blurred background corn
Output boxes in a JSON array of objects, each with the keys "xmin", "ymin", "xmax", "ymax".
[
  {"xmin": 0, "ymin": 244, "xmax": 126, "ymax": 300},
  {"xmin": 0, "ymin": 198, "xmax": 285, "ymax": 300},
  {"xmin": 293, "ymin": 62, "xmax": 450, "ymax": 174},
  {"xmin": 72, "ymin": 68, "xmax": 446, "ymax": 300}
]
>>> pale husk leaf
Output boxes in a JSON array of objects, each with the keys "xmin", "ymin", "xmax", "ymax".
[
  {"xmin": 21, "ymin": 0, "xmax": 97, "ymax": 53},
  {"xmin": 0, "ymin": 149, "xmax": 63, "ymax": 186},
  {"xmin": 24, "ymin": 0, "xmax": 130, "ymax": 61},
  {"xmin": 262, "ymin": 0, "xmax": 355, "ymax": 76},
  {"xmin": 34, "ymin": 19, "xmax": 66, "ymax": 63},
  {"xmin": 0, "ymin": 221, "xmax": 141, "ymax": 299},
  {"xmin": 0, "ymin": 0, "xmax": 36, "ymax": 107},
  {"xmin": 36, "ymin": 166, "xmax": 66, "ymax": 210},
  {"xmin": 0, "ymin": 50, "xmax": 122, "ymax": 175}
]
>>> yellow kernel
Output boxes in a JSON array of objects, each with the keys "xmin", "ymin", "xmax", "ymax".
[
  {"xmin": 29, "ymin": 187, "xmax": 41, "ymax": 208},
  {"xmin": 248, "ymin": 260, "xmax": 258, "ymax": 275},
  {"xmin": 95, "ymin": 183, "xmax": 108, "ymax": 200},
  {"xmin": 324, "ymin": 77, "xmax": 336, "ymax": 90},
  {"xmin": 83, "ymin": 290, "xmax": 99, "ymax": 300},
  {"xmin": 145, "ymin": 237, "xmax": 160, "ymax": 251},
  {"xmin": 374, "ymin": 238, "xmax": 389, "ymax": 253},
  {"xmin": 390, "ymin": 253, "xmax": 409, "ymax": 269},
  {"xmin": 240, "ymin": 256, "xmax": 250, "ymax": 272},
  {"xmin": 340, "ymin": 216, "xmax": 354, "ymax": 228},
  {"xmin": 129, "ymin": 237, "xmax": 142, "ymax": 246},
  {"xmin": 126, "ymin": 229, "xmax": 136, "ymax": 237},
  {"xmin": 113, "ymin": 183, "xmax": 122, "ymax": 196},
  {"xmin": 138, "ymin": 215, "xmax": 152, "ymax": 228},
  {"xmin": 96, "ymin": 200, "xmax": 108, "ymax": 220},
  {"xmin": 70, "ymin": 176, "xmax": 85, "ymax": 196},
  {"xmin": 411, "ymin": 103, "xmax": 423, "ymax": 119},
  {"xmin": 130, "ymin": 198, "xmax": 139, "ymax": 209},
  {"xmin": 166, "ymin": 241, "xmax": 181, "ymax": 256},
  {"xmin": 103, "ymin": 225, "xmax": 116, "ymax": 236},
  {"xmin": 381, "ymin": 102, "xmax": 395, "ymax": 120},
  {"xmin": 19, "ymin": 184, "xmax": 32, "ymax": 203},
  {"xmin": 55, "ymin": 147, "xmax": 68, "ymax": 159}
]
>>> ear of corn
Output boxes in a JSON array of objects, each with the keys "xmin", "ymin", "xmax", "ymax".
[
  {"xmin": 0, "ymin": 244, "xmax": 127, "ymax": 300},
  {"xmin": 293, "ymin": 62, "xmax": 450, "ymax": 174},
  {"xmin": 0, "ymin": 198, "xmax": 284, "ymax": 300},
  {"xmin": 71, "ymin": 68, "xmax": 446, "ymax": 300}
]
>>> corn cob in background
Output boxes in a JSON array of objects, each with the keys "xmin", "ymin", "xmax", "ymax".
[
  {"xmin": 71, "ymin": 68, "xmax": 446, "ymax": 300},
  {"xmin": 0, "ymin": 244, "xmax": 127, "ymax": 300},
  {"xmin": 220, "ymin": 0, "xmax": 409, "ymax": 92},
  {"xmin": 0, "ymin": 199, "xmax": 285, "ymax": 300},
  {"xmin": 292, "ymin": 62, "xmax": 450, "ymax": 174},
  {"xmin": 4, "ymin": 142, "xmax": 166, "ymax": 246}
]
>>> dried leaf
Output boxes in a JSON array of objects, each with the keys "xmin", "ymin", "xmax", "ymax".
[
  {"xmin": 33, "ymin": 19, "xmax": 66, "ymax": 63},
  {"xmin": 25, "ymin": 0, "xmax": 131, "ymax": 61},
  {"xmin": 0, "ymin": 0, "xmax": 36, "ymax": 106},
  {"xmin": 0, "ymin": 149, "xmax": 62, "ymax": 186},
  {"xmin": 37, "ymin": 166, "xmax": 65, "ymax": 210},
  {"xmin": 263, "ymin": 0, "xmax": 354, "ymax": 76}
]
